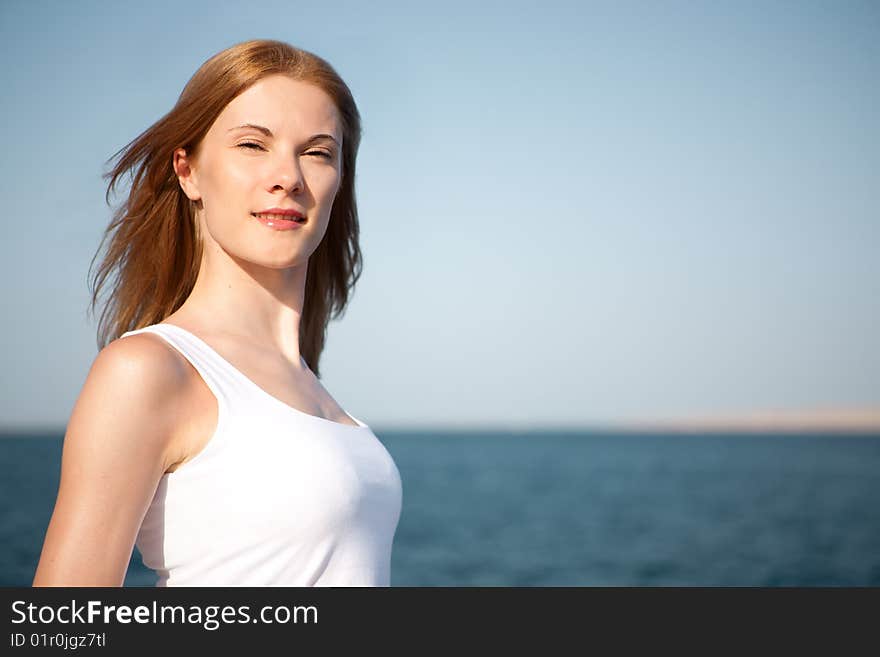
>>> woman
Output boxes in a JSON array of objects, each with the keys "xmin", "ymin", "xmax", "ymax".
[{"xmin": 33, "ymin": 39, "xmax": 402, "ymax": 586}]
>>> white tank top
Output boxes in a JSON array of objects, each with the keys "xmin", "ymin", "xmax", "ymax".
[{"xmin": 117, "ymin": 322, "xmax": 402, "ymax": 586}]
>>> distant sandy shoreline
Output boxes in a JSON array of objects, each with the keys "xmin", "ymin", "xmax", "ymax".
[
  {"xmin": 3, "ymin": 407, "xmax": 880, "ymax": 436},
  {"xmin": 620, "ymin": 407, "xmax": 880, "ymax": 434}
]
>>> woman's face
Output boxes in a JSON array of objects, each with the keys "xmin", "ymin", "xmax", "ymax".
[{"xmin": 174, "ymin": 74, "xmax": 343, "ymax": 270}]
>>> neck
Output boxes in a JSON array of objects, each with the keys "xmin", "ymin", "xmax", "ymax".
[{"xmin": 173, "ymin": 249, "xmax": 307, "ymax": 365}]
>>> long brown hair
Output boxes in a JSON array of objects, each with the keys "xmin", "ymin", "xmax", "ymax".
[{"xmin": 88, "ymin": 39, "xmax": 363, "ymax": 377}]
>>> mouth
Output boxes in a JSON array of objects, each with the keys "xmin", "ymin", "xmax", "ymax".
[{"xmin": 251, "ymin": 212, "xmax": 307, "ymax": 224}]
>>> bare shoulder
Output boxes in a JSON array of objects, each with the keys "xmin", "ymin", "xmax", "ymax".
[
  {"xmin": 101, "ymin": 330, "xmax": 185, "ymax": 371},
  {"xmin": 68, "ymin": 332, "xmax": 191, "ymax": 466},
  {"xmin": 92, "ymin": 332, "xmax": 190, "ymax": 407},
  {"xmin": 32, "ymin": 333, "xmax": 191, "ymax": 585}
]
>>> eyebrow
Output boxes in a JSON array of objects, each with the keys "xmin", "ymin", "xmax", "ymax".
[{"xmin": 227, "ymin": 123, "xmax": 339, "ymax": 145}]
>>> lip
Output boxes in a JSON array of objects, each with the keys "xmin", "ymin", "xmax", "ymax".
[
  {"xmin": 253, "ymin": 207, "xmax": 305, "ymax": 219},
  {"xmin": 252, "ymin": 213, "xmax": 305, "ymax": 231}
]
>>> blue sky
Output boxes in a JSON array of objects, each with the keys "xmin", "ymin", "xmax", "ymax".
[{"xmin": 1, "ymin": 0, "xmax": 877, "ymax": 430}]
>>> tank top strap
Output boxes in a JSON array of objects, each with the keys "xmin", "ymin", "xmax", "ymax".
[{"xmin": 118, "ymin": 323, "xmax": 246, "ymax": 414}]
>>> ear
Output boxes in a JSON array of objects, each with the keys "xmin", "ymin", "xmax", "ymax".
[{"xmin": 173, "ymin": 148, "xmax": 202, "ymax": 201}]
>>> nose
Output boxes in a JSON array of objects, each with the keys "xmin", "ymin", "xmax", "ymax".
[{"xmin": 268, "ymin": 153, "xmax": 304, "ymax": 195}]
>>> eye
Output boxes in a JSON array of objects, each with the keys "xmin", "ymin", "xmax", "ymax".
[
  {"xmin": 306, "ymin": 150, "xmax": 333, "ymax": 159},
  {"xmin": 237, "ymin": 141, "xmax": 264, "ymax": 150}
]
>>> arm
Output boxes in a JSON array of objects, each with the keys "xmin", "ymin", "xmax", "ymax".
[{"xmin": 33, "ymin": 334, "xmax": 186, "ymax": 586}]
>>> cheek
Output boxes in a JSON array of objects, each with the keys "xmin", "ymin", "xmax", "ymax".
[
  {"xmin": 318, "ymin": 169, "xmax": 342, "ymax": 202},
  {"xmin": 222, "ymin": 162, "xmax": 255, "ymax": 195},
  {"xmin": 202, "ymin": 159, "xmax": 254, "ymax": 202}
]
